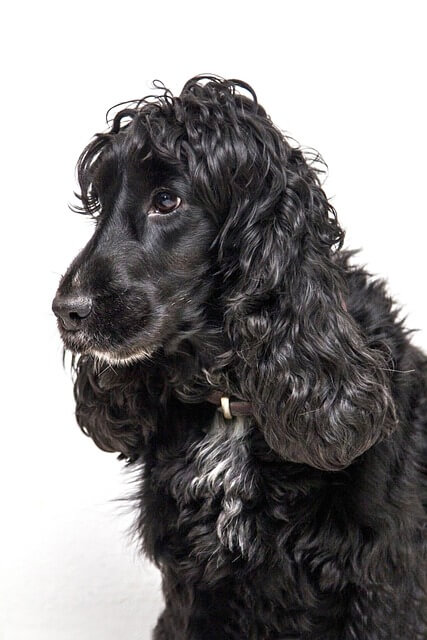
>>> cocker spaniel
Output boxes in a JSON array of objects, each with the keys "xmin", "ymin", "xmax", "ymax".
[{"xmin": 52, "ymin": 75, "xmax": 427, "ymax": 639}]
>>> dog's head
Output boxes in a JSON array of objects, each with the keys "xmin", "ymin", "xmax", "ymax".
[
  {"xmin": 53, "ymin": 80, "xmax": 226, "ymax": 364},
  {"xmin": 53, "ymin": 76, "xmax": 396, "ymax": 468}
]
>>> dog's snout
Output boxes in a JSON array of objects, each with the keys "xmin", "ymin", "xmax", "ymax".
[{"xmin": 52, "ymin": 294, "xmax": 93, "ymax": 330}]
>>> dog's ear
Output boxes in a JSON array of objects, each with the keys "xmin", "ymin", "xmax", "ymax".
[
  {"xmin": 73, "ymin": 356, "xmax": 155, "ymax": 461},
  {"xmin": 203, "ymin": 90, "xmax": 397, "ymax": 471}
]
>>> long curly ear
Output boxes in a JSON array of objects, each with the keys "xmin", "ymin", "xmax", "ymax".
[
  {"xmin": 73, "ymin": 356, "xmax": 157, "ymax": 461},
  {"xmin": 195, "ymin": 82, "xmax": 397, "ymax": 471}
]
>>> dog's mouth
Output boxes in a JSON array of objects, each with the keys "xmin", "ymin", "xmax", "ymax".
[
  {"xmin": 58, "ymin": 324, "xmax": 94, "ymax": 353},
  {"xmin": 56, "ymin": 313, "xmax": 161, "ymax": 366}
]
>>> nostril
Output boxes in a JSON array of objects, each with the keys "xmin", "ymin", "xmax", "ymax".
[
  {"xmin": 70, "ymin": 299, "xmax": 92, "ymax": 320},
  {"xmin": 52, "ymin": 294, "xmax": 93, "ymax": 330}
]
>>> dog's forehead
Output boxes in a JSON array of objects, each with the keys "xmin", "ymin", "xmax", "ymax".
[
  {"xmin": 94, "ymin": 135, "xmax": 182, "ymax": 191},
  {"xmin": 139, "ymin": 155, "xmax": 181, "ymax": 182}
]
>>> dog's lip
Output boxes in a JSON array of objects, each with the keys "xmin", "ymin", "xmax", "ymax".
[
  {"xmin": 58, "ymin": 325, "xmax": 93, "ymax": 352},
  {"xmin": 56, "ymin": 318, "xmax": 87, "ymax": 336},
  {"xmin": 56, "ymin": 317, "xmax": 80, "ymax": 332}
]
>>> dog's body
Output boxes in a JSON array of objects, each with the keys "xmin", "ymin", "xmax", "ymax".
[{"xmin": 53, "ymin": 76, "xmax": 427, "ymax": 639}]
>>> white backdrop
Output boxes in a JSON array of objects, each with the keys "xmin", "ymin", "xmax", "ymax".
[{"xmin": 1, "ymin": 2, "xmax": 426, "ymax": 639}]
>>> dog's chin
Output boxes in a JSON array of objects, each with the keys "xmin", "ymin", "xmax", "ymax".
[
  {"xmin": 60, "ymin": 329, "xmax": 155, "ymax": 366},
  {"xmin": 90, "ymin": 348, "xmax": 155, "ymax": 366}
]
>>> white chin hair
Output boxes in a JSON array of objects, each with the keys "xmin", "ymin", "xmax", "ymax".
[{"xmin": 91, "ymin": 349, "xmax": 153, "ymax": 366}]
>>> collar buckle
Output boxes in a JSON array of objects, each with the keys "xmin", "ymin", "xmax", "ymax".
[{"xmin": 220, "ymin": 396, "xmax": 233, "ymax": 420}]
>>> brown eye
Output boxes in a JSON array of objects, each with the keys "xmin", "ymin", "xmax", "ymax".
[{"xmin": 150, "ymin": 191, "xmax": 181, "ymax": 214}]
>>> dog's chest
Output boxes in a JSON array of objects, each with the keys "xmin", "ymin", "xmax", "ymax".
[{"xmin": 153, "ymin": 413, "xmax": 259, "ymax": 563}]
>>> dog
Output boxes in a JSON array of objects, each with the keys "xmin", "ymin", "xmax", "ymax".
[{"xmin": 52, "ymin": 75, "xmax": 427, "ymax": 639}]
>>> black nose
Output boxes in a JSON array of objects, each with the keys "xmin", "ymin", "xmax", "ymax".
[{"xmin": 52, "ymin": 294, "xmax": 93, "ymax": 330}]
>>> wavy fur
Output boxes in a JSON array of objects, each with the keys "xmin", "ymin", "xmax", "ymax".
[{"xmin": 53, "ymin": 75, "xmax": 427, "ymax": 639}]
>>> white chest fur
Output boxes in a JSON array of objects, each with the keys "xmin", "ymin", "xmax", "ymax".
[{"xmin": 186, "ymin": 413, "xmax": 257, "ymax": 556}]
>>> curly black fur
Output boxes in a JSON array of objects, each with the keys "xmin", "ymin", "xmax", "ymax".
[{"xmin": 53, "ymin": 75, "xmax": 427, "ymax": 639}]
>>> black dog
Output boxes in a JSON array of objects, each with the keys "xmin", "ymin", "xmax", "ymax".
[{"xmin": 53, "ymin": 76, "xmax": 427, "ymax": 639}]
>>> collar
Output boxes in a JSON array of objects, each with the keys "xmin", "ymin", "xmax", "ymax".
[{"xmin": 206, "ymin": 391, "xmax": 253, "ymax": 420}]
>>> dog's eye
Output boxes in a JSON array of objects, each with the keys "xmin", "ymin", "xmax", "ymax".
[{"xmin": 150, "ymin": 191, "xmax": 181, "ymax": 215}]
